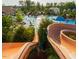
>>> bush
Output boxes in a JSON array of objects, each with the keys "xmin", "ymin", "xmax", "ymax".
[
  {"xmin": 38, "ymin": 18, "xmax": 60, "ymax": 59},
  {"xmin": 6, "ymin": 31, "xmax": 14, "ymax": 42},
  {"xmin": 2, "ymin": 15, "xmax": 12, "ymax": 27},
  {"xmin": 46, "ymin": 47, "xmax": 60, "ymax": 59},
  {"xmin": 2, "ymin": 15, "xmax": 13, "ymax": 42},
  {"xmin": 38, "ymin": 18, "xmax": 53, "ymax": 49},
  {"xmin": 16, "ymin": 10, "xmax": 24, "ymax": 22},
  {"xmin": 13, "ymin": 26, "xmax": 34, "ymax": 42}
]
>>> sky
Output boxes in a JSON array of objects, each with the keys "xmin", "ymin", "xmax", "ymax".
[{"xmin": 2, "ymin": 0, "xmax": 75, "ymax": 6}]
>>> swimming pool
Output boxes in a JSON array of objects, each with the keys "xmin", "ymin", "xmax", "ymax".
[
  {"xmin": 47, "ymin": 16, "xmax": 76, "ymax": 24},
  {"xmin": 23, "ymin": 15, "xmax": 76, "ymax": 27},
  {"xmin": 65, "ymin": 19, "xmax": 76, "ymax": 24}
]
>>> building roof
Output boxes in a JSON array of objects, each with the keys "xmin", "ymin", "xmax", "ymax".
[{"xmin": 2, "ymin": 6, "xmax": 16, "ymax": 15}]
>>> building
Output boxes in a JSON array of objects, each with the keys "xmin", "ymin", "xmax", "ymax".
[{"xmin": 2, "ymin": 6, "xmax": 16, "ymax": 16}]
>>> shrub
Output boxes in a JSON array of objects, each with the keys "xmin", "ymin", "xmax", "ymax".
[
  {"xmin": 2, "ymin": 15, "xmax": 13, "ymax": 42},
  {"xmin": 38, "ymin": 18, "xmax": 53, "ymax": 49},
  {"xmin": 16, "ymin": 10, "xmax": 24, "ymax": 22},
  {"xmin": 13, "ymin": 26, "xmax": 34, "ymax": 42}
]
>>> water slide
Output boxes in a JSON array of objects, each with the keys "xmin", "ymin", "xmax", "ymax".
[
  {"xmin": 3, "ymin": 16, "xmax": 76, "ymax": 59},
  {"xmin": 2, "ymin": 15, "xmax": 43, "ymax": 59},
  {"xmin": 2, "ymin": 29, "xmax": 39, "ymax": 59},
  {"xmin": 47, "ymin": 23, "xmax": 76, "ymax": 59}
]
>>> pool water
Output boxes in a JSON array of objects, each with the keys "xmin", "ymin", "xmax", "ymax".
[
  {"xmin": 23, "ymin": 15, "xmax": 76, "ymax": 27},
  {"xmin": 47, "ymin": 16, "xmax": 76, "ymax": 24},
  {"xmin": 65, "ymin": 19, "xmax": 76, "ymax": 24}
]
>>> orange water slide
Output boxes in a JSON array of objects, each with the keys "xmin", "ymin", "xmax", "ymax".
[
  {"xmin": 47, "ymin": 23, "xmax": 76, "ymax": 59},
  {"xmin": 2, "ymin": 30, "xmax": 39, "ymax": 59}
]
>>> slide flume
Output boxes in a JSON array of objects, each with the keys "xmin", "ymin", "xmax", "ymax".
[
  {"xmin": 2, "ymin": 29, "xmax": 39, "ymax": 59},
  {"xmin": 47, "ymin": 23, "xmax": 76, "ymax": 59}
]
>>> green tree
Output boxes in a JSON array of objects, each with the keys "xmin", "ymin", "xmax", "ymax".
[
  {"xmin": 20, "ymin": 0, "xmax": 35, "ymax": 14},
  {"xmin": 54, "ymin": 3, "xmax": 57, "ymax": 7},
  {"xmin": 36, "ymin": 2, "xmax": 41, "ymax": 11},
  {"xmin": 64, "ymin": 2, "xmax": 76, "ymax": 10},
  {"xmin": 38, "ymin": 18, "xmax": 53, "ymax": 49},
  {"xmin": 16, "ymin": 10, "xmax": 24, "ymax": 22},
  {"xmin": 60, "ymin": 2, "xmax": 76, "ymax": 18},
  {"xmin": 13, "ymin": 26, "xmax": 34, "ymax": 42},
  {"xmin": 2, "ymin": 15, "xmax": 12, "ymax": 28},
  {"xmin": 46, "ymin": 3, "xmax": 52, "ymax": 8},
  {"xmin": 2, "ymin": 15, "xmax": 13, "ymax": 42},
  {"xmin": 58, "ymin": 2, "xmax": 65, "ymax": 14}
]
